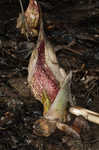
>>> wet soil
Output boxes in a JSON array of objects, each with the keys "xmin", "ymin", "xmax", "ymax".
[{"xmin": 0, "ymin": 0, "xmax": 99, "ymax": 150}]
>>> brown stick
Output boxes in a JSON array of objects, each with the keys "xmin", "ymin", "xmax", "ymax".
[{"xmin": 55, "ymin": 45, "xmax": 83, "ymax": 55}]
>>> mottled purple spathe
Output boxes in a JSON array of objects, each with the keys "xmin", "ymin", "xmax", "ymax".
[{"xmin": 31, "ymin": 40, "xmax": 60, "ymax": 103}]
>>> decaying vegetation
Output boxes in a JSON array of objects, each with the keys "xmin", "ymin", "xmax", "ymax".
[{"xmin": 0, "ymin": 0, "xmax": 99, "ymax": 150}]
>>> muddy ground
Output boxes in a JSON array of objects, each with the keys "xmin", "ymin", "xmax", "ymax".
[{"xmin": 0, "ymin": 0, "xmax": 99, "ymax": 150}]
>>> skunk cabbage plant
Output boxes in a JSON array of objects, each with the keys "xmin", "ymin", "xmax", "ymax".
[
  {"xmin": 28, "ymin": 6, "xmax": 67, "ymax": 114},
  {"xmin": 27, "ymin": 1, "xmax": 79, "ymax": 137}
]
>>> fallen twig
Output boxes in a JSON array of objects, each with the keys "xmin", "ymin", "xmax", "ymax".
[
  {"xmin": 69, "ymin": 106, "xmax": 99, "ymax": 125},
  {"xmin": 55, "ymin": 45, "xmax": 83, "ymax": 55}
]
